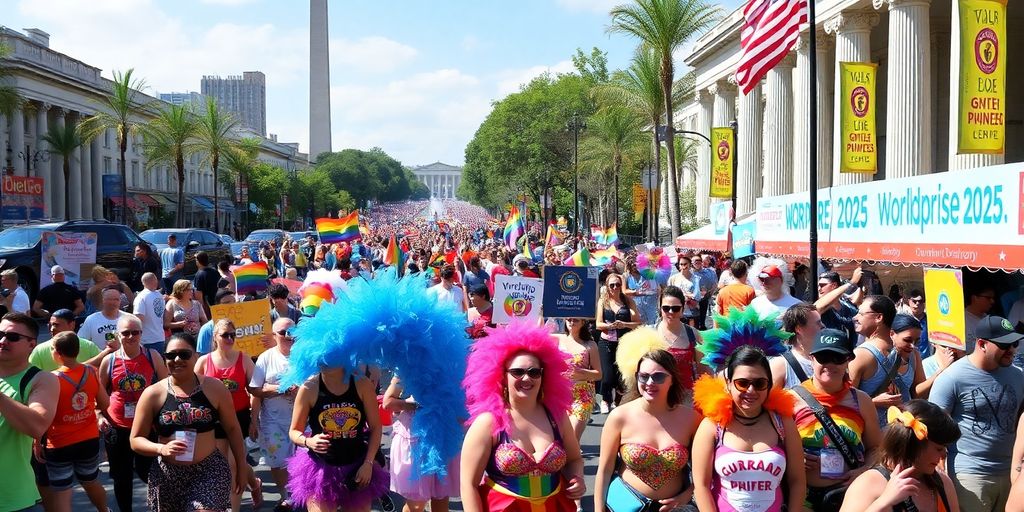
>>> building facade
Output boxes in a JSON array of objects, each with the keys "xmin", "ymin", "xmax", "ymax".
[
  {"xmin": 0, "ymin": 27, "xmax": 304, "ymax": 231},
  {"xmin": 411, "ymin": 162, "xmax": 462, "ymax": 199},
  {"xmin": 159, "ymin": 91, "xmax": 206, "ymax": 108},
  {"xmin": 200, "ymin": 71, "xmax": 267, "ymax": 136},
  {"xmin": 680, "ymin": 0, "xmax": 1022, "ymax": 220}
]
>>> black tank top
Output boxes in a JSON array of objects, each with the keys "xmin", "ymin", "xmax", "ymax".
[
  {"xmin": 155, "ymin": 377, "xmax": 219, "ymax": 437},
  {"xmin": 309, "ymin": 374, "xmax": 367, "ymax": 465}
]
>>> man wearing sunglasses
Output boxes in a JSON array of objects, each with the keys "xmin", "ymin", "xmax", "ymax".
[
  {"xmin": 930, "ymin": 315, "xmax": 1024, "ymax": 512},
  {"xmin": 814, "ymin": 268, "xmax": 864, "ymax": 347}
]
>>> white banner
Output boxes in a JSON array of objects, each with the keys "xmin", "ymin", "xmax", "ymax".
[
  {"xmin": 40, "ymin": 231, "xmax": 98, "ymax": 290},
  {"xmin": 493, "ymin": 274, "xmax": 544, "ymax": 325}
]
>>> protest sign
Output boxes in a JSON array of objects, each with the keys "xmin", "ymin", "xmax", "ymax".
[
  {"xmin": 493, "ymin": 274, "xmax": 543, "ymax": 324},
  {"xmin": 211, "ymin": 298, "xmax": 272, "ymax": 356},
  {"xmin": 542, "ymin": 265, "xmax": 599, "ymax": 319}
]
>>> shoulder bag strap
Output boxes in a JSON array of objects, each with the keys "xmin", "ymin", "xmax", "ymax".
[
  {"xmin": 792, "ymin": 385, "xmax": 859, "ymax": 468},
  {"xmin": 868, "ymin": 352, "xmax": 902, "ymax": 398},
  {"xmin": 19, "ymin": 366, "xmax": 41, "ymax": 400},
  {"xmin": 783, "ymin": 351, "xmax": 809, "ymax": 383}
]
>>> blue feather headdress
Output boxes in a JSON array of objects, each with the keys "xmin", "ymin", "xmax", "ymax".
[
  {"xmin": 281, "ymin": 267, "xmax": 470, "ymax": 478},
  {"xmin": 699, "ymin": 306, "xmax": 792, "ymax": 369}
]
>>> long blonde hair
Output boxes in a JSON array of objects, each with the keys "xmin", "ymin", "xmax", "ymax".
[{"xmin": 600, "ymin": 271, "xmax": 636, "ymax": 311}]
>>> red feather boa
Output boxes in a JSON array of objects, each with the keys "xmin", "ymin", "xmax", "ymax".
[{"xmin": 692, "ymin": 374, "xmax": 797, "ymax": 426}]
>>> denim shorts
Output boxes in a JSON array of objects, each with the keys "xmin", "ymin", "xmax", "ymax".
[{"xmin": 44, "ymin": 438, "xmax": 102, "ymax": 491}]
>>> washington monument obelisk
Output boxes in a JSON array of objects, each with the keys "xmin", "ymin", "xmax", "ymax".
[{"xmin": 309, "ymin": 0, "xmax": 331, "ymax": 161}]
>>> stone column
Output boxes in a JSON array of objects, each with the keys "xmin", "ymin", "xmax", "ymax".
[
  {"xmin": 51, "ymin": 108, "xmax": 67, "ymax": 220},
  {"xmin": 35, "ymin": 103, "xmax": 51, "ymax": 218},
  {"xmin": 695, "ymin": 89, "xmax": 714, "ymax": 219},
  {"xmin": 947, "ymin": 0, "xmax": 1002, "ymax": 170},
  {"xmin": 10, "ymin": 106, "xmax": 25, "ymax": 176},
  {"xmin": 80, "ymin": 133, "xmax": 92, "ymax": 219},
  {"xmin": 816, "ymin": 30, "xmax": 836, "ymax": 188},
  {"xmin": 762, "ymin": 53, "xmax": 796, "ymax": 198},
  {"xmin": 90, "ymin": 137, "xmax": 102, "ymax": 219},
  {"xmin": 876, "ymin": 0, "xmax": 933, "ymax": 178},
  {"xmin": 737, "ymin": 82, "xmax": 763, "ymax": 216},
  {"xmin": 68, "ymin": 114, "xmax": 82, "ymax": 219},
  {"xmin": 826, "ymin": 11, "xmax": 879, "ymax": 185},
  {"xmin": 793, "ymin": 34, "xmax": 812, "ymax": 192}
]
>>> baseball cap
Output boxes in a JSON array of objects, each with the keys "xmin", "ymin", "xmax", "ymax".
[
  {"xmin": 976, "ymin": 316, "xmax": 1024, "ymax": 345},
  {"xmin": 758, "ymin": 265, "xmax": 783, "ymax": 280},
  {"xmin": 50, "ymin": 265, "xmax": 65, "ymax": 275},
  {"xmin": 810, "ymin": 328, "xmax": 853, "ymax": 357}
]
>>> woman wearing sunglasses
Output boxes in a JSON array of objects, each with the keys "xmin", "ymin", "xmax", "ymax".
[
  {"xmin": 196, "ymin": 319, "xmax": 256, "ymax": 512},
  {"xmin": 460, "ymin": 322, "xmax": 585, "ymax": 511},
  {"xmin": 556, "ymin": 318, "xmax": 603, "ymax": 440},
  {"xmin": 658, "ymin": 285, "xmax": 705, "ymax": 393},
  {"xmin": 594, "ymin": 348, "xmax": 699, "ymax": 512},
  {"xmin": 130, "ymin": 332, "xmax": 260, "ymax": 512},
  {"xmin": 98, "ymin": 314, "xmax": 168, "ymax": 512},
  {"xmin": 691, "ymin": 308, "xmax": 806, "ymax": 512},
  {"xmin": 793, "ymin": 328, "xmax": 881, "ymax": 511},
  {"xmin": 596, "ymin": 272, "xmax": 640, "ymax": 414}
]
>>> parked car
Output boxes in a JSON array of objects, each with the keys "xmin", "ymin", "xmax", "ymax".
[
  {"xmin": 0, "ymin": 220, "xmax": 150, "ymax": 299},
  {"xmin": 139, "ymin": 228, "xmax": 232, "ymax": 278}
]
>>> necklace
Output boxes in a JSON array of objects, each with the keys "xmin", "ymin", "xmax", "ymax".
[{"xmin": 734, "ymin": 408, "xmax": 764, "ymax": 426}]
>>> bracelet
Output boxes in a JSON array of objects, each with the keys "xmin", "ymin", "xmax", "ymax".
[{"xmin": 301, "ymin": 437, "xmax": 308, "ymax": 448}]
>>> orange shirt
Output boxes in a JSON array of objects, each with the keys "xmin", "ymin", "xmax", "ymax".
[
  {"xmin": 716, "ymin": 283, "xmax": 756, "ymax": 316},
  {"xmin": 47, "ymin": 365, "xmax": 100, "ymax": 449}
]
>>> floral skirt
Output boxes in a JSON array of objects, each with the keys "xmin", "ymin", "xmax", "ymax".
[{"xmin": 569, "ymin": 381, "xmax": 595, "ymax": 424}]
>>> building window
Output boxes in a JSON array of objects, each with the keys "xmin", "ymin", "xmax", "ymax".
[
  {"xmin": 104, "ymin": 129, "xmax": 111, "ymax": 148},
  {"xmin": 103, "ymin": 157, "xmax": 111, "ymax": 174},
  {"xmin": 131, "ymin": 161, "xmax": 139, "ymax": 187}
]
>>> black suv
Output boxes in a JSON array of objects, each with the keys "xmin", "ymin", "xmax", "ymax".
[
  {"xmin": 0, "ymin": 220, "xmax": 149, "ymax": 299},
  {"xmin": 139, "ymin": 228, "xmax": 232, "ymax": 278}
]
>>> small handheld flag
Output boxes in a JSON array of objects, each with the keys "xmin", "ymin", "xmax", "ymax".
[
  {"xmin": 503, "ymin": 205, "xmax": 525, "ymax": 250},
  {"xmin": 233, "ymin": 261, "xmax": 269, "ymax": 296},
  {"xmin": 316, "ymin": 211, "xmax": 361, "ymax": 244}
]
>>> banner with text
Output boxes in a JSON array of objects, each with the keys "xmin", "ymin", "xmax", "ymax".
[
  {"xmin": 632, "ymin": 183, "xmax": 647, "ymax": 222},
  {"xmin": 924, "ymin": 268, "xmax": 967, "ymax": 350},
  {"xmin": 493, "ymin": 274, "xmax": 543, "ymax": 325},
  {"xmin": 542, "ymin": 265, "xmax": 599, "ymax": 319},
  {"xmin": 710, "ymin": 127, "xmax": 735, "ymax": 198},
  {"xmin": 39, "ymin": 231, "xmax": 97, "ymax": 290},
  {"xmin": 731, "ymin": 218, "xmax": 756, "ymax": 259},
  {"xmin": 211, "ymin": 298, "xmax": 271, "ymax": 357},
  {"xmin": 839, "ymin": 62, "xmax": 878, "ymax": 173},
  {"xmin": 2, "ymin": 176, "xmax": 44, "ymax": 222},
  {"xmin": 957, "ymin": 0, "xmax": 1006, "ymax": 154}
]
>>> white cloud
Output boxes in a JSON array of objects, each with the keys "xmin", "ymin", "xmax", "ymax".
[
  {"xmin": 494, "ymin": 60, "xmax": 576, "ymax": 97},
  {"xmin": 556, "ymin": 0, "xmax": 622, "ymax": 15},
  {"xmin": 329, "ymin": 36, "xmax": 419, "ymax": 74},
  {"xmin": 199, "ymin": 0, "xmax": 260, "ymax": 5}
]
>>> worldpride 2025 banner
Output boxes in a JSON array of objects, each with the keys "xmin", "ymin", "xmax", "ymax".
[
  {"xmin": 957, "ymin": 0, "xmax": 1006, "ymax": 154},
  {"xmin": 839, "ymin": 62, "xmax": 878, "ymax": 173},
  {"xmin": 755, "ymin": 163, "xmax": 1024, "ymax": 269}
]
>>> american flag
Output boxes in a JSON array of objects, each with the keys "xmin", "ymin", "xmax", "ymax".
[{"xmin": 735, "ymin": 0, "xmax": 808, "ymax": 95}]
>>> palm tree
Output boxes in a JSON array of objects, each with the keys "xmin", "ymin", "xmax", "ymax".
[
  {"xmin": 141, "ymin": 104, "xmax": 198, "ymax": 226},
  {"xmin": 220, "ymin": 137, "xmax": 261, "ymax": 233},
  {"xmin": 0, "ymin": 43, "xmax": 23, "ymax": 117},
  {"xmin": 41, "ymin": 122, "xmax": 85, "ymax": 221},
  {"xmin": 608, "ymin": 0, "xmax": 720, "ymax": 238},
  {"xmin": 579, "ymin": 105, "xmax": 647, "ymax": 227},
  {"xmin": 194, "ymin": 96, "xmax": 239, "ymax": 234},
  {"xmin": 78, "ymin": 69, "xmax": 148, "ymax": 224}
]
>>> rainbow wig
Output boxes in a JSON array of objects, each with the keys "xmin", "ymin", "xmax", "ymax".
[
  {"xmin": 699, "ymin": 306, "xmax": 791, "ymax": 369},
  {"xmin": 463, "ymin": 320, "xmax": 571, "ymax": 435},
  {"xmin": 281, "ymin": 267, "xmax": 469, "ymax": 478},
  {"xmin": 615, "ymin": 326, "xmax": 669, "ymax": 395}
]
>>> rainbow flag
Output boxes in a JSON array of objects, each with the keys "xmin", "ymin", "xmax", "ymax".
[
  {"xmin": 591, "ymin": 247, "xmax": 619, "ymax": 266},
  {"xmin": 592, "ymin": 223, "xmax": 618, "ymax": 246},
  {"xmin": 233, "ymin": 261, "xmax": 269, "ymax": 295},
  {"xmin": 383, "ymin": 233, "xmax": 403, "ymax": 268},
  {"xmin": 563, "ymin": 247, "xmax": 591, "ymax": 266},
  {"xmin": 545, "ymin": 225, "xmax": 564, "ymax": 248},
  {"xmin": 317, "ymin": 211, "xmax": 361, "ymax": 244},
  {"xmin": 503, "ymin": 205, "xmax": 525, "ymax": 250}
]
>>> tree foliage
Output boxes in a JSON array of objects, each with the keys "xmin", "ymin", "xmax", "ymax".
[
  {"xmin": 314, "ymin": 148, "xmax": 425, "ymax": 207},
  {"xmin": 41, "ymin": 122, "xmax": 85, "ymax": 221},
  {"xmin": 0, "ymin": 43, "xmax": 22, "ymax": 117},
  {"xmin": 141, "ymin": 103, "xmax": 198, "ymax": 226}
]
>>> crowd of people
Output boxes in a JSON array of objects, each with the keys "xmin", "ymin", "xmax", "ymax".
[{"xmin": 1, "ymin": 200, "xmax": 1023, "ymax": 512}]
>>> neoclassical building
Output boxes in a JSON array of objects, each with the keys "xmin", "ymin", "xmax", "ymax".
[
  {"xmin": 679, "ymin": 0, "xmax": 1022, "ymax": 220},
  {"xmin": 412, "ymin": 162, "xmax": 462, "ymax": 199},
  {"xmin": 0, "ymin": 27, "xmax": 306, "ymax": 229}
]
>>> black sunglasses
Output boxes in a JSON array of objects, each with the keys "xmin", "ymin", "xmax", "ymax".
[
  {"xmin": 219, "ymin": 332, "xmax": 237, "ymax": 339},
  {"xmin": 608, "ymin": 283, "xmax": 621, "ymax": 288},
  {"xmin": 637, "ymin": 371, "xmax": 669, "ymax": 385},
  {"xmin": 163, "ymin": 349, "xmax": 194, "ymax": 361},
  {"xmin": 507, "ymin": 367, "xmax": 543, "ymax": 379},
  {"xmin": 661, "ymin": 305, "xmax": 683, "ymax": 313},
  {"xmin": 0, "ymin": 331, "xmax": 34, "ymax": 343},
  {"xmin": 991, "ymin": 340, "xmax": 1021, "ymax": 350},
  {"xmin": 732, "ymin": 377, "xmax": 770, "ymax": 392},
  {"xmin": 275, "ymin": 330, "xmax": 295, "ymax": 338},
  {"xmin": 119, "ymin": 329, "xmax": 142, "ymax": 337},
  {"xmin": 813, "ymin": 351, "xmax": 852, "ymax": 365}
]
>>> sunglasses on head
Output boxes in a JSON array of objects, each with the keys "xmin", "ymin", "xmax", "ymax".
[
  {"xmin": 991, "ymin": 339, "xmax": 1021, "ymax": 350},
  {"xmin": 813, "ymin": 351, "xmax": 852, "ymax": 365},
  {"xmin": 637, "ymin": 371, "xmax": 669, "ymax": 385},
  {"xmin": 119, "ymin": 329, "xmax": 142, "ymax": 337},
  {"xmin": 661, "ymin": 305, "xmax": 682, "ymax": 313},
  {"xmin": 506, "ymin": 367, "xmax": 543, "ymax": 379},
  {"xmin": 731, "ymin": 377, "xmax": 770, "ymax": 392},
  {"xmin": 163, "ymin": 349, "xmax": 194, "ymax": 361},
  {"xmin": 0, "ymin": 331, "xmax": 33, "ymax": 343}
]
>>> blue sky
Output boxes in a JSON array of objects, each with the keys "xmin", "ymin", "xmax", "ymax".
[{"xmin": 9, "ymin": 0, "xmax": 743, "ymax": 167}]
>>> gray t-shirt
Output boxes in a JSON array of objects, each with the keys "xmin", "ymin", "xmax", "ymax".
[{"xmin": 929, "ymin": 357, "xmax": 1024, "ymax": 476}]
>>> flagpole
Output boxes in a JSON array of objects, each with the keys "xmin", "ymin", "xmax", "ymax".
[{"xmin": 808, "ymin": 0, "xmax": 820, "ymax": 301}]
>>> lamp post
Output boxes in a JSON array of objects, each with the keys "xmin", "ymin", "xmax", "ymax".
[
  {"xmin": 729, "ymin": 118, "xmax": 738, "ymax": 223},
  {"xmin": 567, "ymin": 113, "xmax": 586, "ymax": 238},
  {"xmin": 19, "ymin": 147, "xmax": 50, "ymax": 174}
]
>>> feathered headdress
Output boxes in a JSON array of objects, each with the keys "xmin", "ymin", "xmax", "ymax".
[
  {"xmin": 615, "ymin": 326, "xmax": 669, "ymax": 395},
  {"xmin": 699, "ymin": 306, "xmax": 791, "ymax": 369},
  {"xmin": 281, "ymin": 267, "xmax": 469, "ymax": 478},
  {"xmin": 463, "ymin": 321, "xmax": 571, "ymax": 436},
  {"xmin": 298, "ymin": 269, "xmax": 348, "ymax": 316}
]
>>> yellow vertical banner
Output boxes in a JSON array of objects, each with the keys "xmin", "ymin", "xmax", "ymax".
[
  {"xmin": 709, "ymin": 127, "xmax": 734, "ymax": 198},
  {"xmin": 924, "ymin": 268, "xmax": 967, "ymax": 350},
  {"xmin": 211, "ymin": 298, "xmax": 272, "ymax": 357},
  {"xmin": 957, "ymin": 0, "xmax": 1006, "ymax": 154},
  {"xmin": 632, "ymin": 183, "xmax": 647, "ymax": 222},
  {"xmin": 839, "ymin": 62, "xmax": 878, "ymax": 173}
]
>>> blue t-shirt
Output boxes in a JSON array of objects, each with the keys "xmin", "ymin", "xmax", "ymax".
[
  {"xmin": 159, "ymin": 246, "xmax": 185, "ymax": 279},
  {"xmin": 929, "ymin": 357, "xmax": 1024, "ymax": 476},
  {"xmin": 196, "ymin": 320, "xmax": 214, "ymax": 354}
]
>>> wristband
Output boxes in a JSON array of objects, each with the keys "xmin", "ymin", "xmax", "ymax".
[{"xmin": 302, "ymin": 437, "xmax": 308, "ymax": 448}]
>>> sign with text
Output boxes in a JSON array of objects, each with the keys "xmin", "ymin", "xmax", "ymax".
[
  {"xmin": 211, "ymin": 298, "xmax": 272, "ymax": 357},
  {"xmin": 39, "ymin": 231, "xmax": 97, "ymax": 290},
  {"xmin": 632, "ymin": 183, "xmax": 647, "ymax": 222},
  {"xmin": 731, "ymin": 219, "xmax": 756, "ymax": 259},
  {"xmin": 957, "ymin": 0, "xmax": 1006, "ymax": 154},
  {"xmin": 924, "ymin": 268, "xmax": 967, "ymax": 350},
  {"xmin": 2, "ymin": 176, "xmax": 44, "ymax": 222},
  {"xmin": 542, "ymin": 265, "xmax": 599, "ymax": 319},
  {"xmin": 839, "ymin": 62, "xmax": 878, "ymax": 173},
  {"xmin": 493, "ymin": 274, "xmax": 543, "ymax": 325},
  {"xmin": 709, "ymin": 127, "xmax": 734, "ymax": 198}
]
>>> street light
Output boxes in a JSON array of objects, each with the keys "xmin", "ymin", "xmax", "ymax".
[
  {"xmin": 19, "ymin": 147, "xmax": 50, "ymax": 173},
  {"xmin": 567, "ymin": 112, "xmax": 586, "ymax": 237}
]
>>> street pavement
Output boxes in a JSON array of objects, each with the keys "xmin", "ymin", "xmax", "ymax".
[{"xmin": 72, "ymin": 408, "xmax": 609, "ymax": 511}]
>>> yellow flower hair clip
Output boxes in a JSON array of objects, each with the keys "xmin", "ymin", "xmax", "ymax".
[{"xmin": 887, "ymin": 406, "xmax": 929, "ymax": 441}]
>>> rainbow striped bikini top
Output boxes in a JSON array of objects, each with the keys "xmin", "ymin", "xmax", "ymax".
[{"xmin": 486, "ymin": 408, "xmax": 567, "ymax": 497}]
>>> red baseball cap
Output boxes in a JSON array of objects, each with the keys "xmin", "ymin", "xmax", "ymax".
[{"xmin": 758, "ymin": 265, "xmax": 783, "ymax": 280}]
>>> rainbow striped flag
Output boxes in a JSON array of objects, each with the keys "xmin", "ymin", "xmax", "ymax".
[
  {"xmin": 316, "ymin": 211, "xmax": 361, "ymax": 244},
  {"xmin": 383, "ymin": 233, "xmax": 403, "ymax": 267},
  {"xmin": 233, "ymin": 261, "xmax": 269, "ymax": 295},
  {"xmin": 545, "ymin": 225, "xmax": 564, "ymax": 248},
  {"xmin": 591, "ymin": 223, "xmax": 618, "ymax": 246},
  {"xmin": 563, "ymin": 247, "xmax": 591, "ymax": 266},
  {"xmin": 503, "ymin": 204, "xmax": 525, "ymax": 249},
  {"xmin": 591, "ymin": 247, "xmax": 619, "ymax": 266}
]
